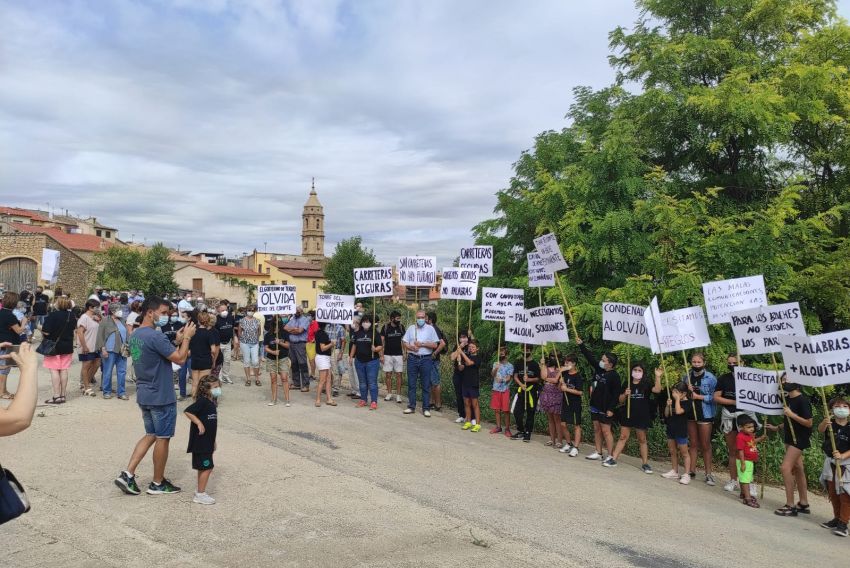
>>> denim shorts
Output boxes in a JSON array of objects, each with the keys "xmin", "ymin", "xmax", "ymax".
[
  {"xmin": 430, "ymin": 364, "xmax": 441, "ymax": 388},
  {"xmin": 140, "ymin": 403, "xmax": 177, "ymax": 439},
  {"xmin": 669, "ymin": 436, "xmax": 689, "ymax": 446}
]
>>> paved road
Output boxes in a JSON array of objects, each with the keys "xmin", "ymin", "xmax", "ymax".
[{"xmin": 1, "ymin": 359, "xmax": 847, "ymax": 567}]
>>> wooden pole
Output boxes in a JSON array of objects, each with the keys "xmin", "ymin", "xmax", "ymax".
[
  {"xmin": 554, "ymin": 272, "xmax": 579, "ymax": 342},
  {"xmin": 455, "ymin": 300, "xmax": 460, "ymax": 346},
  {"xmin": 819, "ymin": 386, "xmax": 841, "ymax": 495},
  {"xmin": 760, "ymin": 413, "xmax": 767, "ymax": 500},
  {"xmin": 467, "ymin": 301, "xmax": 472, "ymax": 336},
  {"xmin": 681, "ymin": 351, "xmax": 699, "ymax": 421},
  {"xmin": 646, "ymin": 301, "xmax": 671, "ymax": 398},
  {"xmin": 372, "ymin": 297, "xmax": 376, "ymax": 344},
  {"xmin": 771, "ymin": 352, "xmax": 796, "ymax": 445},
  {"xmin": 626, "ymin": 349, "xmax": 631, "ymax": 420}
]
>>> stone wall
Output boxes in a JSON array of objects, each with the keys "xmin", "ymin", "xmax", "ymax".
[{"xmin": 0, "ymin": 234, "xmax": 94, "ymax": 303}]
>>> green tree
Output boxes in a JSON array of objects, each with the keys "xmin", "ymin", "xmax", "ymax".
[
  {"xmin": 322, "ymin": 236, "xmax": 379, "ymax": 295},
  {"xmin": 95, "ymin": 247, "xmax": 144, "ymax": 291},
  {"xmin": 142, "ymin": 243, "xmax": 177, "ymax": 297}
]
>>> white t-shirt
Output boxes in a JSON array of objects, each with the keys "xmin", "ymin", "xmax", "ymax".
[
  {"xmin": 77, "ymin": 313, "xmax": 99, "ymax": 351},
  {"xmin": 126, "ymin": 312, "xmax": 140, "ymax": 328}
]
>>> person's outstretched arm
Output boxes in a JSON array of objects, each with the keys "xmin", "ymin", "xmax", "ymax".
[{"xmin": 0, "ymin": 343, "xmax": 38, "ymax": 436}]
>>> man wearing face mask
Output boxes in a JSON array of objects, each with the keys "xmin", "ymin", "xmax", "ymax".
[
  {"xmin": 115, "ymin": 297, "xmax": 196, "ymax": 497},
  {"xmin": 402, "ymin": 311, "xmax": 440, "ymax": 417},
  {"xmin": 576, "ymin": 338, "xmax": 621, "ymax": 464},
  {"xmin": 215, "ymin": 302, "xmax": 236, "ymax": 384},
  {"xmin": 347, "ymin": 316, "xmax": 362, "ymax": 398},
  {"xmin": 284, "ymin": 307, "xmax": 311, "ymax": 391}
]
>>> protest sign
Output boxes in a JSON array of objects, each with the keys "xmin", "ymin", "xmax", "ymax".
[
  {"xmin": 527, "ymin": 252, "xmax": 555, "ymax": 288},
  {"xmin": 702, "ymin": 275, "xmax": 768, "ymax": 324},
  {"xmin": 735, "ymin": 367, "xmax": 783, "ymax": 415},
  {"xmin": 458, "ymin": 246, "xmax": 493, "ymax": 278},
  {"xmin": 532, "ymin": 233, "xmax": 569, "ymax": 273},
  {"xmin": 504, "ymin": 308, "xmax": 543, "ymax": 345},
  {"xmin": 40, "ymin": 248, "xmax": 60, "ymax": 284},
  {"xmin": 482, "ymin": 287, "xmax": 525, "ymax": 321},
  {"xmin": 779, "ymin": 330, "xmax": 850, "ymax": 388},
  {"xmin": 353, "ymin": 267, "xmax": 394, "ymax": 298},
  {"xmin": 644, "ymin": 299, "xmax": 711, "ymax": 354},
  {"xmin": 257, "ymin": 285, "xmax": 297, "ymax": 315},
  {"xmin": 397, "ymin": 256, "xmax": 436, "ymax": 287},
  {"xmin": 316, "ymin": 294, "xmax": 355, "ymax": 324},
  {"xmin": 439, "ymin": 267, "xmax": 479, "ymax": 300},
  {"xmin": 602, "ymin": 302, "xmax": 651, "ymax": 349},
  {"xmin": 730, "ymin": 302, "xmax": 806, "ymax": 355},
  {"xmin": 528, "ymin": 305, "xmax": 569, "ymax": 343}
]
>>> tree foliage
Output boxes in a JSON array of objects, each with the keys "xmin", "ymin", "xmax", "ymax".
[
  {"xmin": 96, "ymin": 243, "xmax": 177, "ymax": 296},
  {"xmin": 472, "ymin": 0, "xmax": 850, "ymax": 369},
  {"xmin": 322, "ymin": 236, "xmax": 379, "ymax": 295}
]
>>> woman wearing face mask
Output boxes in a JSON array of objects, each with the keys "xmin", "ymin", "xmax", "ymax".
[
  {"xmin": 609, "ymin": 364, "xmax": 663, "ymax": 471},
  {"xmin": 770, "ymin": 375, "xmax": 812, "ymax": 517},
  {"xmin": 817, "ymin": 397, "xmax": 850, "ymax": 537},
  {"xmin": 349, "ymin": 314, "xmax": 382, "ymax": 409},
  {"xmin": 450, "ymin": 332, "xmax": 470, "ymax": 424},
  {"xmin": 313, "ymin": 321, "xmax": 336, "ymax": 407},
  {"xmin": 238, "ymin": 307, "xmax": 261, "ymax": 386},
  {"xmin": 682, "ymin": 352, "xmax": 718, "ymax": 485},
  {"xmin": 96, "ymin": 303, "xmax": 129, "ymax": 400},
  {"xmin": 347, "ymin": 317, "xmax": 362, "ymax": 398},
  {"xmin": 540, "ymin": 354, "xmax": 566, "ymax": 448},
  {"xmin": 558, "ymin": 355, "xmax": 584, "ymax": 457},
  {"xmin": 576, "ymin": 339, "xmax": 621, "ymax": 465},
  {"xmin": 41, "ymin": 296, "xmax": 77, "ymax": 404}
]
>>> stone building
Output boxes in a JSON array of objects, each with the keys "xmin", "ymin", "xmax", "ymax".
[{"xmin": 0, "ymin": 233, "xmax": 93, "ymax": 301}]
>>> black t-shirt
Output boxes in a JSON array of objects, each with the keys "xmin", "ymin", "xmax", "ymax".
[
  {"xmin": 19, "ymin": 290, "xmax": 32, "ymax": 308},
  {"xmin": 432, "ymin": 325, "xmax": 446, "ymax": 360},
  {"xmin": 264, "ymin": 330, "xmax": 289, "ymax": 359},
  {"xmin": 161, "ymin": 321, "xmax": 184, "ymax": 345},
  {"xmin": 666, "ymin": 401, "xmax": 689, "ymax": 439},
  {"xmin": 32, "ymin": 293, "xmax": 49, "ymax": 316},
  {"xmin": 562, "ymin": 371, "xmax": 584, "ymax": 406},
  {"xmin": 190, "ymin": 328, "xmax": 219, "ymax": 367},
  {"xmin": 714, "ymin": 371, "xmax": 737, "ymax": 412},
  {"xmin": 185, "ymin": 397, "xmax": 218, "ymax": 454},
  {"xmin": 215, "ymin": 315, "xmax": 235, "ymax": 343},
  {"xmin": 315, "ymin": 329, "xmax": 332, "ymax": 356},
  {"xmin": 823, "ymin": 420, "xmax": 850, "ymax": 455},
  {"xmin": 452, "ymin": 345, "xmax": 469, "ymax": 377},
  {"xmin": 785, "ymin": 394, "xmax": 813, "ymax": 447},
  {"xmin": 625, "ymin": 379, "xmax": 653, "ymax": 426},
  {"xmin": 513, "ymin": 359, "xmax": 541, "ymax": 391},
  {"xmin": 579, "ymin": 343, "xmax": 622, "ymax": 412},
  {"xmin": 41, "ymin": 310, "xmax": 76, "ymax": 354},
  {"xmin": 381, "ymin": 323, "xmax": 404, "ymax": 356},
  {"xmin": 352, "ymin": 329, "xmax": 381, "ymax": 362},
  {"xmin": 0, "ymin": 308, "xmax": 21, "ymax": 345},
  {"xmin": 461, "ymin": 352, "xmax": 481, "ymax": 388}
]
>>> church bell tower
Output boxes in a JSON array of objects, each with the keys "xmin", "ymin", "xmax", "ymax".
[{"xmin": 301, "ymin": 178, "xmax": 325, "ymax": 262}]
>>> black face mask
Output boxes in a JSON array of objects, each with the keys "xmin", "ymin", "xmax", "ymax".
[
  {"xmin": 691, "ymin": 365, "xmax": 704, "ymax": 374},
  {"xmin": 728, "ymin": 363, "xmax": 737, "ymax": 372},
  {"xmin": 783, "ymin": 383, "xmax": 801, "ymax": 394}
]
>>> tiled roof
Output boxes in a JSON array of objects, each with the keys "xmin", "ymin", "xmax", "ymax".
[
  {"xmin": 268, "ymin": 259, "xmax": 324, "ymax": 279},
  {"xmin": 8, "ymin": 222, "xmax": 114, "ymax": 252},
  {"xmin": 0, "ymin": 207, "xmax": 51, "ymax": 223}
]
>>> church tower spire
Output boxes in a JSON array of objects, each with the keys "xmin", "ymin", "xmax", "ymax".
[{"xmin": 301, "ymin": 177, "xmax": 325, "ymax": 261}]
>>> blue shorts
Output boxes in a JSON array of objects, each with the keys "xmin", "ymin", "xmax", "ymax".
[
  {"xmin": 430, "ymin": 364, "xmax": 441, "ymax": 389},
  {"xmin": 669, "ymin": 436, "xmax": 688, "ymax": 446},
  {"xmin": 140, "ymin": 403, "xmax": 177, "ymax": 439}
]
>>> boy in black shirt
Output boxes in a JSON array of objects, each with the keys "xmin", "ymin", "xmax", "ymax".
[
  {"xmin": 184, "ymin": 377, "xmax": 218, "ymax": 505},
  {"xmin": 511, "ymin": 345, "xmax": 541, "ymax": 442},
  {"xmin": 381, "ymin": 311, "xmax": 405, "ymax": 403},
  {"xmin": 577, "ymin": 339, "xmax": 621, "ymax": 465},
  {"xmin": 559, "ymin": 354, "xmax": 584, "ymax": 457}
]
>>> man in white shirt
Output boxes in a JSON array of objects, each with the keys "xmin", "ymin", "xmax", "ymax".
[{"xmin": 402, "ymin": 310, "xmax": 440, "ymax": 417}]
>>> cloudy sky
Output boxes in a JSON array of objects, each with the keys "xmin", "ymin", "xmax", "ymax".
[{"xmin": 2, "ymin": 1, "xmax": 848, "ymax": 266}]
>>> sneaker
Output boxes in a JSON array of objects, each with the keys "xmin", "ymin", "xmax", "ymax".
[
  {"xmin": 723, "ymin": 479, "xmax": 739, "ymax": 492},
  {"xmin": 821, "ymin": 518, "xmax": 840, "ymax": 529},
  {"xmin": 454, "ymin": 417, "xmax": 465, "ymax": 424},
  {"xmin": 705, "ymin": 474, "xmax": 716, "ymax": 487},
  {"xmin": 268, "ymin": 401, "xmax": 277, "ymax": 406},
  {"xmin": 585, "ymin": 452, "xmax": 603, "ymax": 461},
  {"xmin": 522, "ymin": 433, "xmax": 531, "ymax": 442},
  {"xmin": 679, "ymin": 474, "xmax": 691, "ymax": 485},
  {"xmin": 222, "ymin": 377, "xmax": 233, "ymax": 384},
  {"xmin": 103, "ymin": 393, "xmax": 112, "ymax": 400},
  {"xmin": 661, "ymin": 469, "xmax": 680, "ymax": 479},
  {"xmin": 177, "ymin": 395, "xmax": 187, "ymax": 402},
  {"xmin": 396, "ymin": 395, "xmax": 402, "ymax": 403},
  {"xmin": 834, "ymin": 523, "xmax": 848, "ymax": 537},
  {"xmin": 146, "ymin": 479, "xmax": 182, "ymax": 495},
  {"xmin": 117, "ymin": 395, "xmax": 129, "ymax": 400},
  {"xmin": 193, "ymin": 492, "xmax": 216, "ymax": 505},
  {"xmin": 369, "ymin": 401, "xmax": 377, "ymax": 410},
  {"xmin": 602, "ymin": 457, "xmax": 617, "ymax": 468},
  {"xmin": 285, "ymin": 402, "xmax": 291, "ymax": 407},
  {"xmin": 384, "ymin": 394, "xmax": 393, "ymax": 402},
  {"xmin": 114, "ymin": 471, "xmax": 140, "ymax": 495},
  {"xmin": 357, "ymin": 400, "xmax": 367, "ymax": 408},
  {"xmin": 504, "ymin": 429, "xmax": 513, "ymax": 438},
  {"xmin": 568, "ymin": 446, "xmax": 579, "ymax": 457},
  {"xmin": 423, "ymin": 410, "xmax": 431, "ymax": 417},
  {"xmin": 471, "ymin": 424, "xmax": 481, "ymax": 433},
  {"xmin": 510, "ymin": 431, "xmax": 524, "ymax": 440},
  {"xmin": 558, "ymin": 444, "xmax": 571, "ymax": 454},
  {"xmin": 404, "ymin": 408, "xmax": 414, "ymax": 414},
  {"xmin": 489, "ymin": 426, "xmax": 502, "ymax": 434}
]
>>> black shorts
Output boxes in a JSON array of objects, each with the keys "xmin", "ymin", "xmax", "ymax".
[
  {"xmin": 590, "ymin": 411, "xmax": 612, "ymax": 425},
  {"xmin": 78, "ymin": 352, "xmax": 100, "ymax": 361},
  {"xmin": 192, "ymin": 453, "xmax": 214, "ymax": 471},
  {"xmin": 621, "ymin": 416, "xmax": 650, "ymax": 431},
  {"xmin": 191, "ymin": 358, "xmax": 212, "ymax": 371},
  {"xmin": 561, "ymin": 401, "xmax": 582, "ymax": 425},
  {"xmin": 461, "ymin": 385, "xmax": 480, "ymax": 399}
]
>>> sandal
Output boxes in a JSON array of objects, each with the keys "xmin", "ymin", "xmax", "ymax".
[
  {"xmin": 796, "ymin": 502, "xmax": 811, "ymax": 514},
  {"xmin": 326, "ymin": 400, "xmax": 337, "ymax": 406},
  {"xmin": 545, "ymin": 440, "xmax": 555, "ymax": 447},
  {"xmin": 45, "ymin": 397, "xmax": 60, "ymax": 404},
  {"xmin": 744, "ymin": 497, "xmax": 760, "ymax": 508},
  {"xmin": 245, "ymin": 381, "xmax": 251, "ymax": 386},
  {"xmin": 83, "ymin": 388, "xmax": 95, "ymax": 397},
  {"xmin": 0, "ymin": 392, "xmax": 14, "ymax": 400},
  {"xmin": 315, "ymin": 401, "xmax": 321, "ymax": 407},
  {"xmin": 774, "ymin": 505, "xmax": 797, "ymax": 517},
  {"xmin": 255, "ymin": 380, "xmax": 261, "ymax": 386}
]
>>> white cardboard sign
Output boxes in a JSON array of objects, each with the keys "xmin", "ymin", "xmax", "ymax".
[
  {"xmin": 482, "ymin": 287, "xmax": 525, "ymax": 322},
  {"xmin": 458, "ymin": 246, "xmax": 493, "ymax": 278},
  {"xmin": 730, "ymin": 302, "xmax": 806, "ymax": 355},
  {"xmin": 316, "ymin": 294, "xmax": 355, "ymax": 324},
  {"xmin": 702, "ymin": 275, "xmax": 768, "ymax": 324},
  {"xmin": 397, "ymin": 256, "xmax": 436, "ymax": 287},
  {"xmin": 735, "ymin": 367, "xmax": 784, "ymax": 416},
  {"xmin": 532, "ymin": 233, "xmax": 569, "ymax": 273},
  {"xmin": 602, "ymin": 302, "xmax": 651, "ymax": 349},
  {"xmin": 439, "ymin": 267, "xmax": 479, "ymax": 300},
  {"xmin": 257, "ymin": 285, "xmax": 297, "ymax": 315},
  {"xmin": 528, "ymin": 305, "xmax": 569, "ymax": 343},
  {"xmin": 504, "ymin": 308, "xmax": 544, "ymax": 345},
  {"xmin": 353, "ymin": 267, "xmax": 394, "ymax": 298},
  {"xmin": 779, "ymin": 330, "xmax": 850, "ymax": 388},
  {"xmin": 527, "ymin": 252, "xmax": 555, "ymax": 288},
  {"xmin": 40, "ymin": 248, "xmax": 60, "ymax": 284},
  {"xmin": 644, "ymin": 297, "xmax": 711, "ymax": 354}
]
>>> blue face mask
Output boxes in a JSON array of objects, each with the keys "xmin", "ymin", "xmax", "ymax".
[
  {"xmin": 281, "ymin": 317, "xmax": 290, "ymax": 324},
  {"xmin": 416, "ymin": 318, "xmax": 426, "ymax": 327},
  {"xmin": 155, "ymin": 315, "xmax": 169, "ymax": 327},
  {"xmin": 211, "ymin": 387, "xmax": 222, "ymax": 398},
  {"xmin": 170, "ymin": 315, "xmax": 179, "ymax": 323}
]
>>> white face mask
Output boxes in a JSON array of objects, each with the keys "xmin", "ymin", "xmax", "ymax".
[
  {"xmin": 362, "ymin": 322, "xmax": 372, "ymax": 330},
  {"xmin": 834, "ymin": 407, "xmax": 850, "ymax": 419},
  {"xmin": 598, "ymin": 361, "xmax": 606, "ymax": 369},
  {"xmin": 632, "ymin": 371, "xmax": 643, "ymax": 380},
  {"xmin": 219, "ymin": 311, "xmax": 229, "ymax": 318},
  {"xmin": 247, "ymin": 311, "xmax": 254, "ymax": 317}
]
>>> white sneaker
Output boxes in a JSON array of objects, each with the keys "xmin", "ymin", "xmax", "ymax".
[
  {"xmin": 285, "ymin": 402, "xmax": 291, "ymax": 407},
  {"xmin": 404, "ymin": 408, "xmax": 414, "ymax": 414},
  {"xmin": 396, "ymin": 394, "xmax": 402, "ymax": 403},
  {"xmin": 679, "ymin": 474, "xmax": 691, "ymax": 485},
  {"xmin": 585, "ymin": 452, "xmax": 602, "ymax": 460},
  {"xmin": 454, "ymin": 417, "xmax": 465, "ymax": 424},
  {"xmin": 267, "ymin": 401, "xmax": 277, "ymax": 406},
  {"xmin": 193, "ymin": 492, "xmax": 216, "ymax": 505},
  {"xmin": 661, "ymin": 469, "xmax": 680, "ymax": 479},
  {"xmin": 558, "ymin": 444, "xmax": 572, "ymax": 454},
  {"xmin": 568, "ymin": 446, "xmax": 579, "ymax": 457},
  {"xmin": 423, "ymin": 410, "xmax": 431, "ymax": 417},
  {"xmin": 723, "ymin": 479, "xmax": 739, "ymax": 492},
  {"xmin": 384, "ymin": 393, "xmax": 393, "ymax": 402}
]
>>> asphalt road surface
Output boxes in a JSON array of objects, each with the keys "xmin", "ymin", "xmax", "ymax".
[{"xmin": 1, "ymin": 359, "xmax": 847, "ymax": 567}]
